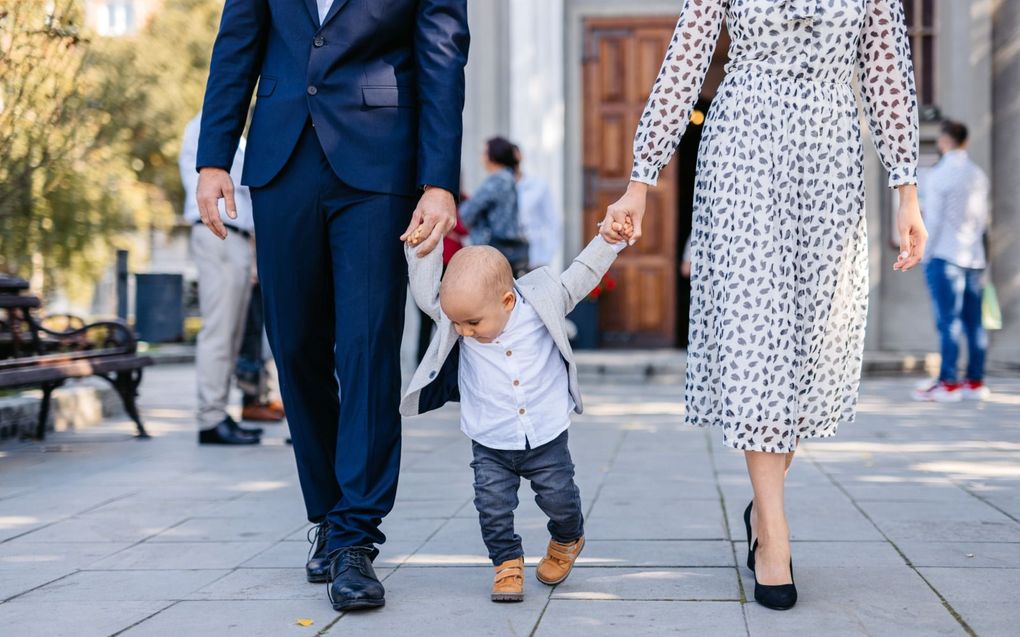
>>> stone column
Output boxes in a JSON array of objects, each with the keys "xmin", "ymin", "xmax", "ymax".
[
  {"xmin": 990, "ymin": 0, "xmax": 1020, "ymax": 365},
  {"xmin": 509, "ymin": 0, "xmax": 567, "ymax": 272}
]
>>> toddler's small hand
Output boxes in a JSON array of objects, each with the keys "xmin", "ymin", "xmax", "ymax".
[
  {"xmin": 407, "ymin": 225, "xmax": 426, "ymax": 247},
  {"xmin": 610, "ymin": 216, "xmax": 635, "ymax": 240}
]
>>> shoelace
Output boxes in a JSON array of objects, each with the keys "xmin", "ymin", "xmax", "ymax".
[
  {"xmin": 306, "ymin": 521, "xmax": 327, "ymax": 562},
  {"xmin": 325, "ymin": 547, "xmax": 375, "ymax": 606}
]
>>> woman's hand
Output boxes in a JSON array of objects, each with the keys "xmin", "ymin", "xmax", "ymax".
[
  {"xmin": 600, "ymin": 181, "xmax": 648, "ymax": 245},
  {"xmin": 893, "ymin": 185, "xmax": 927, "ymax": 272}
]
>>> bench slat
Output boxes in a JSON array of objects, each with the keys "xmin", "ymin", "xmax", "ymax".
[{"xmin": 0, "ymin": 355, "xmax": 153, "ymax": 389}]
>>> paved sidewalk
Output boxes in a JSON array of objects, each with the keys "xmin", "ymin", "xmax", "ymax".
[{"xmin": 1, "ymin": 364, "xmax": 1018, "ymax": 637}]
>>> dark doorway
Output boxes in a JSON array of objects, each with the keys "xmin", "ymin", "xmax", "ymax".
[{"xmin": 674, "ymin": 29, "xmax": 729, "ymax": 348}]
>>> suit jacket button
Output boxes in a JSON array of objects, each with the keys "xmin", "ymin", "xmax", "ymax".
[
  {"xmin": 307, "ymin": 85, "xmax": 318, "ymax": 96},
  {"xmin": 313, "ymin": 36, "xmax": 325, "ymax": 47}
]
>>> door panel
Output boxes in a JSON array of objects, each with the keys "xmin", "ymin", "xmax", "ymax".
[{"xmin": 583, "ymin": 18, "xmax": 679, "ymax": 347}]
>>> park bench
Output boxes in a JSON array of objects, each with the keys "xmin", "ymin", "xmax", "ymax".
[{"xmin": 0, "ymin": 274, "xmax": 153, "ymax": 440}]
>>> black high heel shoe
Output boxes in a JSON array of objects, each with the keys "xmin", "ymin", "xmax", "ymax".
[
  {"xmin": 752, "ymin": 543, "xmax": 797, "ymax": 610},
  {"xmin": 743, "ymin": 500, "xmax": 754, "ymax": 571}
]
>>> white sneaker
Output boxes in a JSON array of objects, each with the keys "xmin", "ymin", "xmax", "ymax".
[
  {"xmin": 911, "ymin": 380, "xmax": 963, "ymax": 403},
  {"xmin": 960, "ymin": 380, "xmax": 991, "ymax": 401}
]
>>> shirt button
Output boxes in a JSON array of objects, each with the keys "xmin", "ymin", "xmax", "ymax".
[
  {"xmin": 518, "ymin": 408, "xmax": 526, "ymax": 415},
  {"xmin": 513, "ymin": 379, "xmax": 520, "ymax": 386},
  {"xmin": 505, "ymin": 350, "xmax": 512, "ymax": 357},
  {"xmin": 307, "ymin": 86, "xmax": 318, "ymax": 96},
  {"xmin": 313, "ymin": 36, "xmax": 325, "ymax": 47}
]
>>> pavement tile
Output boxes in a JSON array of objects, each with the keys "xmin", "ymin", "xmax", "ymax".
[
  {"xmin": 0, "ymin": 600, "xmax": 171, "ymax": 637},
  {"xmin": 534, "ymin": 600, "xmax": 746, "ymax": 637},
  {"xmin": 18, "ymin": 568, "xmax": 230, "ymax": 601},
  {"xmin": 551, "ymin": 567, "xmax": 739, "ymax": 601},
  {"xmin": 919, "ymin": 567, "xmax": 1020, "ymax": 637},
  {"xmin": 87, "ymin": 541, "xmax": 276, "ymax": 570}
]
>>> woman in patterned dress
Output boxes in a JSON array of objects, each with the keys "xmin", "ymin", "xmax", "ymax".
[{"xmin": 600, "ymin": 0, "xmax": 927, "ymax": 609}]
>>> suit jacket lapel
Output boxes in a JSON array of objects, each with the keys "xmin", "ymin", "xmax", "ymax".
[
  {"xmin": 320, "ymin": 0, "xmax": 353, "ymax": 29},
  {"xmin": 303, "ymin": 0, "xmax": 320, "ymax": 27}
]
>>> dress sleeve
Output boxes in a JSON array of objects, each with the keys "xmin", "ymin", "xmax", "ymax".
[
  {"xmin": 631, "ymin": 0, "xmax": 728, "ymax": 186},
  {"xmin": 857, "ymin": 0, "xmax": 919, "ymax": 189}
]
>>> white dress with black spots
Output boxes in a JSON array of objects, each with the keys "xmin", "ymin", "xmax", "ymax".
[{"xmin": 631, "ymin": 0, "xmax": 919, "ymax": 453}]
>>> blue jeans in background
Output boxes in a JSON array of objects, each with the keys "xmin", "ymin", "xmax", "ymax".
[
  {"xmin": 470, "ymin": 430, "xmax": 584, "ymax": 565},
  {"xmin": 924, "ymin": 258, "xmax": 987, "ymax": 383}
]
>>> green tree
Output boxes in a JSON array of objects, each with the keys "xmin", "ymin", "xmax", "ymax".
[{"xmin": 0, "ymin": 0, "xmax": 222, "ymax": 307}]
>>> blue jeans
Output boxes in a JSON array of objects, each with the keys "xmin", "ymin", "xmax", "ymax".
[
  {"xmin": 470, "ymin": 430, "xmax": 584, "ymax": 565},
  {"xmin": 924, "ymin": 258, "xmax": 987, "ymax": 383}
]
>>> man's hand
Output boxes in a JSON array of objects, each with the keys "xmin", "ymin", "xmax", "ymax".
[
  {"xmin": 600, "ymin": 181, "xmax": 647, "ymax": 245},
  {"xmin": 197, "ymin": 167, "xmax": 237, "ymax": 240},
  {"xmin": 401, "ymin": 186, "xmax": 456, "ymax": 257}
]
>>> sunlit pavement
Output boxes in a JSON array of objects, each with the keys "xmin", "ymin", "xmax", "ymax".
[{"xmin": 1, "ymin": 364, "xmax": 1018, "ymax": 636}]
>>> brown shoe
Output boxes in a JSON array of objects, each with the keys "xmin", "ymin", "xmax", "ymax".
[
  {"xmin": 536, "ymin": 536, "xmax": 584, "ymax": 585},
  {"xmin": 491, "ymin": 556, "xmax": 524, "ymax": 603},
  {"xmin": 241, "ymin": 401, "xmax": 285, "ymax": 422}
]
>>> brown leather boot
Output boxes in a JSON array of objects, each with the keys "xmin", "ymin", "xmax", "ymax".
[
  {"xmin": 536, "ymin": 536, "xmax": 584, "ymax": 585},
  {"xmin": 491, "ymin": 556, "xmax": 524, "ymax": 602}
]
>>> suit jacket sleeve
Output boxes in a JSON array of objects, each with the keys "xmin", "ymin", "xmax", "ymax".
[
  {"xmin": 405, "ymin": 242, "xmax": 445, "ymax": 323},
  {"xmin": 414, "ymin": 0, "xmax": 470, "ymax": 194},
  {"xmin": 556, "ymin": 236, "xmax": 621, "ymax": 315},
  {"xmin": 196, "ymin": 0, "xmax": 269, "ymax": 173}
]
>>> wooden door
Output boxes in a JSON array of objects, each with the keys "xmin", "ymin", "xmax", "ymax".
[{"xmin": 582, "ymin": 18, "xmax": 680, "ymax": 348}]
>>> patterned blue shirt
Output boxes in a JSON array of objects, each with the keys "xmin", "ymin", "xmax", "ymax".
[{"xmin": 460, "ymin": 168, "xmax": 527, "ymax": 246}]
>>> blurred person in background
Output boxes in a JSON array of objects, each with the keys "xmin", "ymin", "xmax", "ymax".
[
  {"xmin": 460, "ymin": 137, "xmax": 530, "ymax": 275},
  {"xmin": 236, "ymin": 281, "xmax": 286, "ymax": 421},
  {"xmin": 179, "ymin": 112, "xmax": 263, "ymax": 445},
  {"xmin": 912, "ymin": 119, "xmax": 991, "ymax": 402},
  {"xmin": 513, "ymin": 145, "xmax": 562, "ymax": 271}
]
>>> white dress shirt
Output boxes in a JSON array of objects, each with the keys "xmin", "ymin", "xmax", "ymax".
[
  {"xmin": 179, "ymin": 113, "xmax": 255, "ymax": 233},
  {"xmin": 317, "ymin": 0, "xmax": 334, "ymax": 24},
  {"xmin": 517, "ymin": 175, "xmax": 562, "ymax": 270},
  {"xmin": 458, "ymin": 288, "xmax": 573, "ymax": 451},
  {"xmin": 920, "ymin": 149, "xmax": 989, "ymax": 270}
]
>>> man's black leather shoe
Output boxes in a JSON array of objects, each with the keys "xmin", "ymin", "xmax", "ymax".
[
  {"xmin": 198, "ymin": 417, "xmax": 261, "ymax": 445},
  {"xmin": 328, "ymin": 546, "xmax": 384, "ymax": 611},
  {"xmin": 225, "ymin": 416, "xmax": 263, "ymax": 436},
  {"xmin": 306, "ymin": 521, "xmax": 331, "ymax": 583}
]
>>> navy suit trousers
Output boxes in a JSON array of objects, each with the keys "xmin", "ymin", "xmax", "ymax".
[{"xmin": 250, "ymin": 121, "xmax": 413, "ymax": 553}]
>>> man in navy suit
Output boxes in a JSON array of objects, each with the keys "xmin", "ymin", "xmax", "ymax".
[{"xmin": 195, "ymin": 0, "xmax": 469, "ymax": 611}]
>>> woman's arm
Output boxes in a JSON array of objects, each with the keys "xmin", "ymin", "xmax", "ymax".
[
  {"xmin": 857, "ymin": 0, "xmax": 919, "ymax": 189},
  {"xmin": 603, "ymin": 0, "xmax": 728, "ymax": 244},
  {"xmin": 858, "ymin": 0, "xmax": 926, "ymax": 270}
]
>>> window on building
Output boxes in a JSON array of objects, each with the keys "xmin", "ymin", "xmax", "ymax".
[
  {"xmin": 903, "ymin": 0, "xmax": 936, "ymax": 107},
  {"xmin": 96, "ymin": 1, "xmax": 136, "ymax": 37}
]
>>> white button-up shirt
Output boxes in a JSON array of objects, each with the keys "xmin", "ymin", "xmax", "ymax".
[
  {"xmin": 517, "ymin": 175, "xmax": 562, "ymax": 270},
  {"xmin": 179, "ymin": 113, "xmax": 254, "ymax": 233},
  {"xmin": 458, "ymin": 288, "xmax": 573, "ymax": 450},
  {"xmin": 920, "ymin": 149, "xmax": 990, "ymax": 270},
  {"xmin": 316, "ymin": 0, "xmax": 334, "ymax": 24}
]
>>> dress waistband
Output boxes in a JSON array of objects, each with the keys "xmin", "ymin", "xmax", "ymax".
[{"xmin": 725, "ymin": 62, "xmax": 852, "ymax": 86}]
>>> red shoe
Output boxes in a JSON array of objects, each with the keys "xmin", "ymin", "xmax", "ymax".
[
  {"xmin": 911, "ymin": 380, "xmax": 963, "ymax": 403},
  {"xmin": 961, "ymin": 380, "xmax": 990, "ymax": 401}
]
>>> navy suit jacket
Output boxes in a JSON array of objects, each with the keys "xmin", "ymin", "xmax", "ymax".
[{"xmin": 197, "ymin": 0, "xmax": 469, "ymax": 196}]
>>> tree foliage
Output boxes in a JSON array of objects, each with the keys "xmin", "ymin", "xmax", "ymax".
[{"xmin": 0, "ymin": 0, "xmax": 221, "ymax": 305}]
